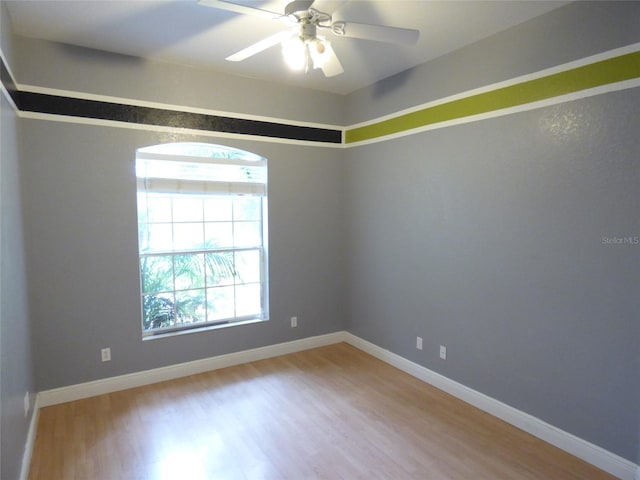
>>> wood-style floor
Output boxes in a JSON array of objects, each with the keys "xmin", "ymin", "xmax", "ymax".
[{"xmin": 28, "ymin": 343, "xmax": 615, "ymax": 479}]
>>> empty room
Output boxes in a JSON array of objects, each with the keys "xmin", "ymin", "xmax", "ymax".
[{"xmin": 1, "ymin": 1, "xmax": 639, "ymax": 479}]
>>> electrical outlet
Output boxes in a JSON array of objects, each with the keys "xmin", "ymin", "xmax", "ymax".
[
  {"xmin": 416, "ymin": 336, "xmax": 423, "ymax": 350},
  {"xmin": 440, "ymin": 345, "xmax": 447, "ymax": 360},
  {"xmin": 290, "ymin": 316, "xmax": 297, "ymax": 328},
  {"xmin": 101, "ymin": 347, "xmax": 111, "ymax": 362},
  {"xmin": 23, "ymin": 392, "xmax": 29, "ymax": 418}
]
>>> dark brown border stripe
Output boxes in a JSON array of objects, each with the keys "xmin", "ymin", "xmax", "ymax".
[
  {"xmin": 0, "ymin": 55, "xmax": 342, "ymax": 144},
  {"xmin": 18, "ymin": 91, "xmax": 342, "ymax": 143},
  {"xmin": 0, "ymin": 55, "xmax": 20, "ymax": 108}
]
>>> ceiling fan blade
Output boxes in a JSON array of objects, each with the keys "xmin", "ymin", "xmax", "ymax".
[
  {"xmin": 226, "ymin": 31, "xmax": 292, "ymax": 62},
  {"xmin": 332, "ymin": 21, "xmax": 419, "ymax": 45},
  {"xmin": 284, "ymin": 0, "xmax": 314, "ymax": 16},
  {"xmin": 310, "ymin": 0, "xmax": 348, "ymax": 15},
  {"xmin": 198, "ymin": 0, "xmax": 281, "ymax": 20},
  {"xmin": 320, "ymin": 42, "xmax": 343, "ymax": 77}
]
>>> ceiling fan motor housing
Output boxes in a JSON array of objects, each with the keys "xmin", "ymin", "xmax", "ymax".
[{"xmin": 300, "ymin": 22, "xmax": 317, "ymax": 40}]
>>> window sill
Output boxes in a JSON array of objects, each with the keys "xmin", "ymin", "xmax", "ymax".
[{"xmin": 142, "ymin": 317, "xmax": 268, "ymax": 341}]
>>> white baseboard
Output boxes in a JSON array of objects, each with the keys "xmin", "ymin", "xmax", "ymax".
[
  {"xmin": 343, "ymin": 332, "xmax": 638, "ymax": 480},
  {"xmin": 27, "ymin": 331, "xmax": 638, "ymax": 480},
  {"xmin": 37, "ymin": 331, "xmax": 345, "ymax": 407},
  {"xmin": 20, "ymin": 394, "xmax": 40, "ymax": 480}
]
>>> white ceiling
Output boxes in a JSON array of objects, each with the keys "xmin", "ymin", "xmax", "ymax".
[{"xmin": 5, "ymin": 0, "xmax": 569, "ymax": 95}]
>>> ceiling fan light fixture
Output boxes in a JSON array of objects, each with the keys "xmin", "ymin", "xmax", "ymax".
[
  {"xmin": 282, "ymin": 35, "xmax": 306, "ymax": 71},
  {"xmin": 309, "ymin": 37, "xmax": 330, "ymax": 69},
  {"xmin": 281, "ymin": 36, "xmax": 326, "ymax": 72},
  {"xmin": 282, "ymin": 33, "xmax": 331, "ymax": 73}
]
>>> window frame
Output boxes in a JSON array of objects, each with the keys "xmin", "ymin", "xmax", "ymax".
[{"xmin": 135, "ymin": 143, "xmax": 269, "ymax": 339}]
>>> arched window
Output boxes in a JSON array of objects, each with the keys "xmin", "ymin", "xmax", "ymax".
[{"xmin": 135, "ymin": 143, "xmax": 268, "ymax": 337}]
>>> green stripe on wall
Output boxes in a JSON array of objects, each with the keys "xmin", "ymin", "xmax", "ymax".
[{"xmin": 345, "ymin": 51, "xmax": 640, "ymax": 144}]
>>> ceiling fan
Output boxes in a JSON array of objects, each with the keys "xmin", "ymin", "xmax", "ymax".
[{"xmin": 198, "ymin": 0, "xmax": 420, "ymax": 77}]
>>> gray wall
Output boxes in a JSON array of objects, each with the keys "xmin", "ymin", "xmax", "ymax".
[
  {"xmin": 1, "ymin": 4, "xmax": 36, "ymax": 479},
  {"xmin": 345, "ymin": 1, "xmax": 640, "ymax": 463},
  {"xmin": 21, "ymin": 121, "xmax": 346, "ymax": 391},
  {"xmin": 0, "ymin": 94, "xmax": 35, "ymax": 480}
]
